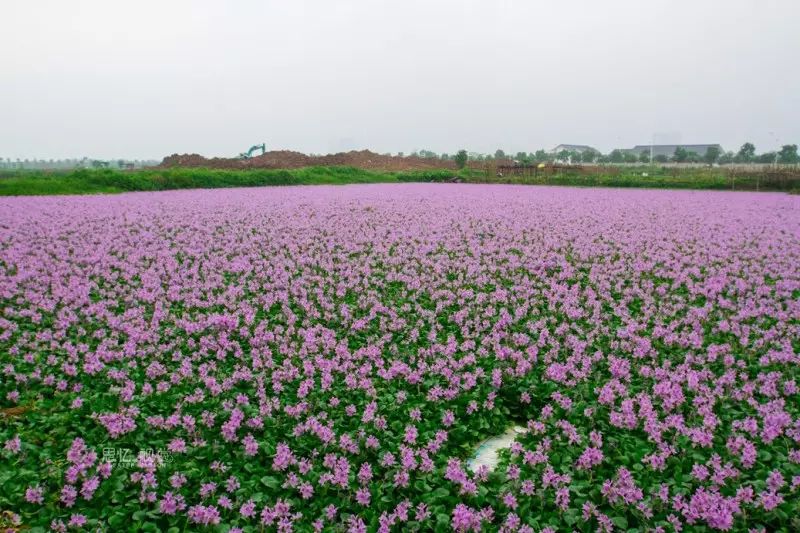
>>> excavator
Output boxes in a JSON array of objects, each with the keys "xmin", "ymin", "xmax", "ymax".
[{"xmin": 239, "ymin": 143, "xmax": 266, "ymax": 159}]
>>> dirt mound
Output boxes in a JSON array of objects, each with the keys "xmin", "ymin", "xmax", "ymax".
[
  {"xmin": 246, "ymin": 150, "xmax": 314, "ymax": 169},
  {"xmin": 160, "ymin": 153, "xmax": 211, "ymax": 167},
  {"xmin": 159, "ymin": 150, "xmax": 464, "ymax": 172}
]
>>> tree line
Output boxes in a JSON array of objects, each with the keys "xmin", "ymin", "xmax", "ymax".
[
  {"xmin": 406, "ymin": 143, "xmax": 799, "ymax": 169},
  {"xmin": 5, "ymin": 143, "xmax": 798, "ymax": 171},
  {"xmin": 0, "ymin": 158, "xmax": 160, "ymax": 170}
]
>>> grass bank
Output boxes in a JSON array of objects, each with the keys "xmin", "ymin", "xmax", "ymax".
[
  {"xmin": 0, "ymin": 167, "xmax": 449, "ymax": 196},
  {"xmin": 1, "ymin": 166, "xmax": 798, "ymax": 196},
  {"xmin": 471, "ymin": 167, "xmax": 800, "ymax": 192}
]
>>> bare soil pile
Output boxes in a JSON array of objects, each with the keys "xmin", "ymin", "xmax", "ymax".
[{"xmin": 159, "ymin": 150, "xmax": 467, "ymax": 171}]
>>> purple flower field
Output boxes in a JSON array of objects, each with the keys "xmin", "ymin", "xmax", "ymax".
[{"xmin": 1, "ymin": 184, "xmax": 799, "ymax": 532}]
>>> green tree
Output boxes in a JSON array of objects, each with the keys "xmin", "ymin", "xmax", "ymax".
[
  {"xmin": 533, "ymin": 150, "xmax": 548, "ymax": 162},
  {"xmin": 638, "ymin": 150, "xmax": 650, "ymax": 163},
  {"xmin": 494, "ymin": 149, "xmax": 506, "ymax": 160},
  {"xmin": 623, "ymin": 152, "xmax": 638, "ymax": 163},
  {"xmin": 581, "ymin": 149, "xmax": 598, "ymax": 163},
  {"xmin": 778, "ymin": 144, "xmax": 798, "ymax": 164},
  {"xmin": 454, "ymin": 150, "xmax": 468, "ymax": 169},
  {"xmin": 735, "ymin": 142, "xmax": 755, "ymax": 163},
  {"xmin": 673, "ymin": 147, "xmax": 688, "ymax": 162},
  {"xmin": 755, "ymin": 152, "xmax": 776, "ymax": 164},
  {"xmin": 609, "ymin": 149, "xmax": 624, "ymax": 163},
  {"xmin": 654, "ymin": 154, "xmax": 669, "ymax": 163},
  {"xmin": 718, "ymin": 151, "xmax": 734, "ymax": 165},
  {"xmin": 703, "ymin": 146, "xmax": 720, "ymax": 164}
]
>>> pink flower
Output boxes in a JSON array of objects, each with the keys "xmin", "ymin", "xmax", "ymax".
[
  {"xmin": 159, "ymin": 492, "xmax": 185, "ymax": 515},
  {"xmin": 242, "ymin": 433, "xmax": 258, "ymax": 456},
  {"xmin": 502, "ymin": 492, "xmax": 517, "ymax": 509},
  {"xmin": 451, "ymin": 504, "xmax": 483, "ymax": 532},
  {"xmin": 188, "ymin": 504, "xmax": 221, "ymax": 526},
  {"xmin": 355, "ymin": 487, "xmax": 371, "ymax": 506},
  {"xmin": 167, "ymin": 438, "xmax": 187, "ymax": 453},
  {"xmin": 80, "ymin": 476, "xmax": 99, "ymax": 500},
  {"xmin": 25, "ymin": 486, "xmax": 44, "ymax": 504},
  {"xmin": 576, "ymin": 447, "xmax": 604, "ymax": 470},
  {"xmin": 4, "ymin": 435, "xmax": 21, "ymax": 454},
  {"xmin": 299, "ymin": 482, "xmax": 314, "ymax": 499},
  {"xmin": 60, "ymin": 485, "xmax": 77, "ymax": 507},
  {"xmin": 240, "ymin": 499, "xmax": 256, "ymax": 518},
  {"xmin": 68, "ymin": 514, "xmax": 87, "ymax": 528}
]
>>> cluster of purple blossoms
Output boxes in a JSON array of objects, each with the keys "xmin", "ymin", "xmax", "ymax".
[{"xmin": 1, "ymin": 185, "xmax": 798, "ymax": 531}]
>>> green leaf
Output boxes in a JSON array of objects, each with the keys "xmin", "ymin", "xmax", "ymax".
[
  {"xmin": 108, "ymin": 513, "xmax": 126, "ymax": 528},
  {"xmin": 261, "ymin": 475, "xmax": 280, "ymax": 489},
  {"xmin": 414, "ymin": 479, "xmax": 432, "ymax": 492},
  {"xmin": 430, "ymin": 487, "xmax": 449, "ymax": 500}
]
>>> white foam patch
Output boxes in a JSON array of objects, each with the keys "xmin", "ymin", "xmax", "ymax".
[{"xmin": 466, "ymin": 425, "xmax": 527, "ymax": 473}]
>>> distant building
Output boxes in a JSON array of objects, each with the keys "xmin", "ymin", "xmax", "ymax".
[
  {"xmin": 550, "ymin": 144, "xmax": 597, "ymax": 154},
  {"xmin": 621, "ymin": 144, "xmax": 723, "ymax": 158}
]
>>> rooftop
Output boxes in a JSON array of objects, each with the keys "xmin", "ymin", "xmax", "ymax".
[
  {"xmin": 551, "ymin": 144, "xmax": 597, "ymax": 153},
  {"xmin": 622, "ymin": 144, "xmax": 723, "ymax": 157}
]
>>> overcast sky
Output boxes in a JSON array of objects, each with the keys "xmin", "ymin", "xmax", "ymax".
[{"xmin": 2, "ymin": 0, "xmax": 799, "ymax": 160}]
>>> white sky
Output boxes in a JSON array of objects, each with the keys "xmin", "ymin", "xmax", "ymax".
[{"xmin": 1, "ymin": 0, "xmax": 799, "ymax": 159}]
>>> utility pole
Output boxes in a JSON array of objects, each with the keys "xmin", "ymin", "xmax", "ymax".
[{"xmin": 769, "ymin": 132, "xmax": 779, "ymax": 168}]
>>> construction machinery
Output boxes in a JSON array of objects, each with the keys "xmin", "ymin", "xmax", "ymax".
[{"xmin": 239, "ymin": 143, "xmax": 266, "ymax": 159}]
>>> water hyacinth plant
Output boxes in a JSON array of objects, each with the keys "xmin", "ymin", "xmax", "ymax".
[{"xmin": 0, "ymin": 184, "xmax": 799, "ymax": 532}]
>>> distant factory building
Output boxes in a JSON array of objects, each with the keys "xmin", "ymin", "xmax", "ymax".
[{"xmin": 621, "ymin": 144, "xmax": 723, "ymax": 157}]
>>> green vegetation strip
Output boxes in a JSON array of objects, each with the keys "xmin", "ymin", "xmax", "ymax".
[
  {"xmin": 1, "ymin": 166, "xmax": 798, "ymax": 195},
  {"xmin": 0, "ymin": 167, "xmax": 418, "ymax": 196},
  {"xmin": 474, "ymin": 171, "xmax": 800, "ymax": 192}
]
